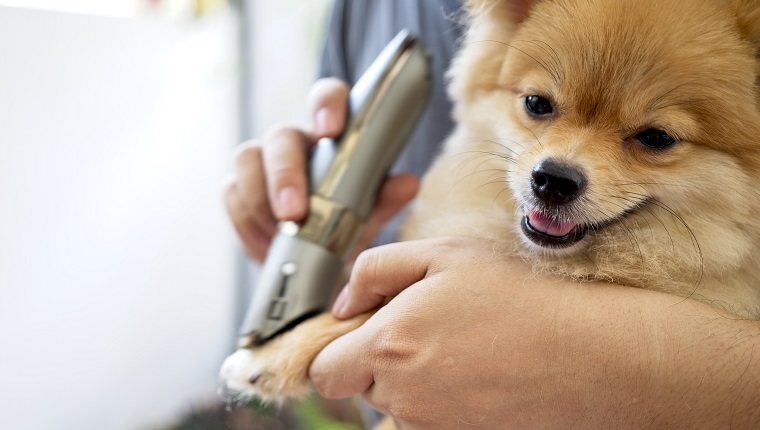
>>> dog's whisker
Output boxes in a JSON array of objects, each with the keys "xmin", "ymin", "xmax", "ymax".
[
  {"xmin": 447, "ymin": 151, "xmax": 508, "ymax": 182},
  {"xmin": 592, "ymin": 200, "xmax": 643, "ymax": 262},
  {"xmin": 612, "ymin": 180, "xmax": 693, "ymax": 189},
  {"xmin": 474, "ymin": 39, "xmax": 563, "ymax": 84},
  {"xmin": 638, "ymin": 196, "xmax": 705, "ymax": 294},
  {"xmin": 477, "ymin": 137, "xmax": 525, "ymax": 153},
  {"xmin": 454, "ymin": 164, "xmax": 508, "ymax": 186}
]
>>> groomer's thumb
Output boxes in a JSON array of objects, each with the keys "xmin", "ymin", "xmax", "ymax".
[{"xmin": 334, "ymin": 239, "xmax": 433, "ymax": 319}]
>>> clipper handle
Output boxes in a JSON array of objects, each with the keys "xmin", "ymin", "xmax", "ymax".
[{"xmin": 239, "ymin": 30, "xmax": 431, "ymax": 347}]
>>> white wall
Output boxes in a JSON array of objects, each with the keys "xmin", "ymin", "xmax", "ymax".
[
  {"xmin": 0, "ymin": 0, "xmax": 199, "ymax": 19},
  {"xmin": 0, "ymin": 6, "xmax": 238, "ymax": 430},
  {"xmin": 249, "ymin": 0, "xmax": 333, "ymax": 134},
  {"xmin": 0, "ymin": 0, "xmax": 142, "ymax": 17}
]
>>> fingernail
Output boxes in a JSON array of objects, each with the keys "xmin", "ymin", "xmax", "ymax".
[
  {"xmin": 315, "ymin": 108, "xmax": 337, "ymax": 135},
  {"xmin": 332, "ymin": 286, "xmax": 349, "ymax": 317},
  {"xmin": 277, "ymin": 186, "xmax": 301, "ymax": 219}
]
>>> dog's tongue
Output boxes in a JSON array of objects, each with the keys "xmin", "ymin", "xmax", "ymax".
[{"xmin": 528, "ymin": 210, "xmax": 577, "ymax": 237}]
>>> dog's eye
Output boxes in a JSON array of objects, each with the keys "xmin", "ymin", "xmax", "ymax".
[
  {"xmin": 525, "ymin": 95, "xmax": 554, "ymax": 116},
  {"xmin": 635, "ymin": 128, "xmax": 676, "ymax": 149}
]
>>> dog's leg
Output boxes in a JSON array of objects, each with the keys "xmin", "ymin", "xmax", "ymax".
[
  {"xmin": 373, "ymin": 416, "xmax": 396, "ymax": 430},
  {"xmin": 220, "ymin": 311, "xmax": 372, "ymax": 404}
]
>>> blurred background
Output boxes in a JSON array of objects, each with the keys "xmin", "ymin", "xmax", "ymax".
[{"xmin": 0, "ymin": 0, "xmax": 358, "ymax": 428}]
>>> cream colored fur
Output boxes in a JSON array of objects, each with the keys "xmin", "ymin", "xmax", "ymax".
[{"xmin": 220, "ymin": 0, "xmax": 760, "ymax": 427}]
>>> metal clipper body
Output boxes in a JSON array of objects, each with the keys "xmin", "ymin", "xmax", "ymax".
[{"xmin": 238, "ymin": 30, "xmax": 431, "ymax": 347}]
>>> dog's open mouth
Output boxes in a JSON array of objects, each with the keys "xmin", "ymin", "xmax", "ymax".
[{"xmin": 521, "ymin": 209, "xmax": 587, "ymax": 248}]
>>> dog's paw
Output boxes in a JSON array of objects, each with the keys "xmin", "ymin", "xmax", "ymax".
[
  {"xmin": 219, "ymin": 337, "xmax": 310, "ymax": 405},
  {"xmin": 219, "ymin": 312, "xmax": 371, "ymax": 405}
]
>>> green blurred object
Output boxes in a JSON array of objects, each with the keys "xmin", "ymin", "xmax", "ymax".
[
  {"xmin": 164, "ymin": 395, "xmax": 363, "ymax": 430},
  {"xmin": 293, "ymin": 396, "xmax": 362, "ymax": 430}
]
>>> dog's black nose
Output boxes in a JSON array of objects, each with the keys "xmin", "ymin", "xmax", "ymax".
[{"xmin": 531, "ymin": 159, "xmax": 586, "ymax": 206}]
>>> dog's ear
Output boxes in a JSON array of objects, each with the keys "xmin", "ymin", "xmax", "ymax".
[
  {"xmin": 449, "ymin": 0, "xmax": 542, "ymax": 109},
  {"xmin": 731, "ymin": 0, "xmax": 760, "ymax": 54},
  {"xmin": 464, "ymin": 0, "xmax": 541, "ymax": 25}
]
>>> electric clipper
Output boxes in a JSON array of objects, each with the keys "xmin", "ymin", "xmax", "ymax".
[{"xmin": 238, "ymin": 30, "xmax": 431, "ymax": 348}]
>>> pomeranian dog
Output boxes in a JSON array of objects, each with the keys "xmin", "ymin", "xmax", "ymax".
[{"xmin": 221, "ymin": 0, "xmax": 760, "ymax": 425}]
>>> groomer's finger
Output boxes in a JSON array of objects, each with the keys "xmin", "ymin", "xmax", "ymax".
[
  {"xmin": 233, "ymin": 141, "xmax": 277, "ymax": 234},
  {"xmin": 351, "ymin": 173, "xmax": 420, "ymax": 260},
  {"xmin": 308, "ymin": 78, "xmax": 350, "ymax": 138},
  {"xmin": 261, "ymin": 79, "xmax": 350, "ymax": 221},
  {"xmin": 261, "ymin": 124, "xmax": 311, "ymax": 221},
  {"xmin": 224, "ymin": 178, "xmax": 270, "ymax": 261},
  {"xmin": 226, "ymin": 141, "xmax": 278, "ymax": 261},
  {"xmin": 333, "ymin": 239, "xmax": 446, "ymax": 319}
]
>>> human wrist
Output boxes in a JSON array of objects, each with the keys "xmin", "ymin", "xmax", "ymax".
[
  {"xmin": 539, "ymin": 282, "xmax": 661, "ymax": 428},
  {"xmin": 645, "ymin": 299, "xmax": 760, "ymax": 428},
  {"xmin": 552, "ymin": 284, "xmax": 760, "ymax": 428}
]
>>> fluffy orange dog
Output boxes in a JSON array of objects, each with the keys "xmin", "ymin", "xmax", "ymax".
[{"xmin": 221, "ymin": 0, "xmax": 760, "ymax": 426}]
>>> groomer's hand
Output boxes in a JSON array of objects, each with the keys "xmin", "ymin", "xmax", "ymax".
[
  {"xmin": 310, "ymin": 237, "xmax": 760, "ymax": 429},
  {"xmin": 224, "ymin": 78, "xmax": 419, "ymax": 261}
]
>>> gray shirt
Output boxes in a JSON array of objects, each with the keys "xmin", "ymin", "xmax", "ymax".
[{"xmin": 319, "ymin": 0, "xmax": 464, "ymax": 244}]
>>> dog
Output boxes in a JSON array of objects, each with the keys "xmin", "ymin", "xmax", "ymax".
[{"xmin": 220, "ymin": 0, "xmax": 760, "ymax": 427}]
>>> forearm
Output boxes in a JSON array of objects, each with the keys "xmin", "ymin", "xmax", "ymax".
[
  {"xmin": 556, "ymin": 283, "xmax": 760, "ymax": 429},
  {"xmin": 311, "ymin": 238, "xmax": 760, "ymax": 428}
]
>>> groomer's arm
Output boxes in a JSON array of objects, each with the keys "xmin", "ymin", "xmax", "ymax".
[
  {"xmin": 224, "ymin": 78, "xmax": 418, "ymax": 262},
  {"xmin": 310, "ymin": 237, "xmax": 760, "ymax": 429}
]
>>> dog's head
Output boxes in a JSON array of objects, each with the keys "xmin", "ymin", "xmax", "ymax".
[{"xmin": 448, "ymin": 0, "xmax": 760, "ymax": 298}]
